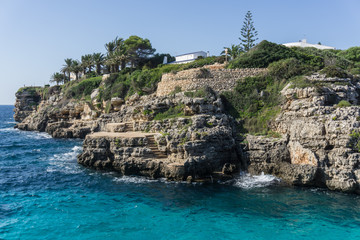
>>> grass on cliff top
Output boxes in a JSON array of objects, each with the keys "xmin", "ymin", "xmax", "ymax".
[
  {"xmin": 17, "ymin": 86, "xmax": 43, "ymax": 95},
  {"xmin": 95, "ymin": 56, "xmax": 225, "ymax": 102},
  {"xmin": 349, "ymin": 130, "xmax": 360, "ymax": 152},
  {"xmin": 63, "ymin": 76, "xmax": 102, "ymax": 99},
  {"xmin": 227, "ymin": 40, "xmax": 352, "ymax": 70},
  {"xmin": 153, "ymin": 104, "xmax": 185, "ymax": 121},
  {"xmin": 221, "ymin": 55, "xmax": 313, "ymax": 135}
]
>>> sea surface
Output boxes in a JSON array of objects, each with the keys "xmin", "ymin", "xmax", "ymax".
[{"xmin": 1, "ymin": 105, "xmax": 360, "ymax": 239}]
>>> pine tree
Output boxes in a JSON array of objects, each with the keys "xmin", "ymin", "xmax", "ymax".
[{"xmin": 239, "ymin": 11, "xmax": 258, "ymax": 52}]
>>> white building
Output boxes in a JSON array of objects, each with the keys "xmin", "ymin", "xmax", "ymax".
[
  {"xmin": 170, "ymin": 51, "xmax": 209, "ymax": 64},
  {"xmin": 283, "ymin": 39, "xmax": 335, "ymax": 50}
]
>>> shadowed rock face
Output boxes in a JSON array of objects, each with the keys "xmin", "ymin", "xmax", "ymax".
[
  {"xmin": 77, "ymin": 113, "xmax": 240, "ymax": 182},
  {"xmin": 244, "ymin": 75, "xmax": 360, "ymax": 193},
  {"xmin": 14, "ymin": 88, "xmax": 42, "ymax": 122}
]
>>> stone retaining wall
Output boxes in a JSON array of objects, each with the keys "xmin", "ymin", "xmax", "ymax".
[{"xmin": 156, "ymin": 67, "xmax": 267, "ymax": 96}]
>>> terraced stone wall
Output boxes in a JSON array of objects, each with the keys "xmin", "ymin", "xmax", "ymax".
[{"xmin": 156, "ymin": 67, "xmax": 267, "ymax": 96}]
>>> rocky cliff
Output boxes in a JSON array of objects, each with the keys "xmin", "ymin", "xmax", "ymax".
[
  {"xmin": 14, "ymin": 69, "xmax": 360, "ymax": 193},
  {"xmin": 245, "ymin": 74, "xmax": 360, "ymax": 193}
]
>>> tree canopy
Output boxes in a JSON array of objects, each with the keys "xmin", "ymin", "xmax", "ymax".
[{"xmin": 239, "ymin": 11, "xmax": 258, "ymax": 52}]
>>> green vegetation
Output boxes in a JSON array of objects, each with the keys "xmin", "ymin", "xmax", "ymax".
[
  {"xmin": 239, "ymin": 11, "xmax": 258, "ymax": 52},
  {"xmin": 228, "ymin": 40, "xmax": 322, "ymax": 69},
  {"xmin": 221, "ymin": 44, "xmax": 243, "ymax": 61},
  {"xmin": 16, "ymin": 86, "xmax": 42, "ymax": 95},
  {"xmin": 170, "ymin": 86, "xmax": 182, "ymax": 95},
  {"xmin": 64, "ymin": 76, "xmax": 102, "ymax": 99},
  {"xmin": 337, "ymin": 46, "xmax": 360, "ymax": 62},
  {"xmin": 105, "ymin": 101, "xmax": 112, "ymax": 113},
  {"xmin": 267, "ymin": 58, "xmax": 310, "ymax": 80},
  {"xmin": 153, "ymin": 104, "xmax": 185, "ymax": 120},
  {"xmin": 320, "ymin": 65, "xmax": 350, "ymax": 78},
  {"xmin": 221, "ymin": 74, "xmax": 284, "ymax": 134},
  {"xmin": 289, "ymin": 76, "xmax": 315, "ymax": 89},
  {"xmin": 227, "ymin": 40, "xmax": 352, "ymax": 70},
  {"xmin": 337, "ymin": 100, "xmax": 351, "ymax": 108},
  {"xmin": 184, "ymin": 86, "xmax": 215, "ymax": 99},
  {"xmin": 349, "ymin": 130, "xmax": 360, "ymax": 152},
  {"xmin": 92, "ymin": 57, "xmax": 224, "ymax": 102}
]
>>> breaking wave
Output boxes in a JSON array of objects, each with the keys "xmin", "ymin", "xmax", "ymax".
[
  {"xmin": 231, "ymin": 172, "xmax": 280, "ymax": 189},
  {"xmin": 46, "ymin": 146, "xmax": 82, "ymax": 174},
  {"xmin": 113, "ymin": 176, "xmax": 166, "ymax": 184}
]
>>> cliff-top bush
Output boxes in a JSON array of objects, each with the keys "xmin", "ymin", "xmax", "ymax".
[
  {"xmin": 221, "ymin": 75, "xmax": 284, "ymax": 134},
  {"xmin": 64, "ymin": 76, "xmax": 102, "ymax": 99},
  {"xmin": 153, "ymin": 104, "xmax": 185, "ymax": 120},
  {"xmin": 349, "ymin": 130, "xmax": 360, "ymax": 152},
  {"xmin": 337, "ymin": 100, "xmax": 351, "ymax": 108},
  {"xmin": 184, "ymin": 86, "xmax": 216, "ymax": 99},
  {"xmin": 267, "ymin": 58, "xmax": 310, "ymax": 80},
  {"xmin": 227, "ymin": 40, "xmax": 351, "ymax": 70},
  {"xmin": 227, "ymin": 40, "xmax": 295, "ymax": 68},
  {"xmin": 320, "ymin": 65, "xmax": 350, "ymax": 78}
]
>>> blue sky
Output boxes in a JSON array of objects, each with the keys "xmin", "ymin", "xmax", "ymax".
[{"xmin": 1, "ymin": 0, "xmax": 359, "ymax": 104}]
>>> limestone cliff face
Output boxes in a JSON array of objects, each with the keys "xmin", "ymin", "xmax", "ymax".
[
  {"xmin": 245, "ymin": 74, "xmax": 360, "ymax": 193},
  {"xmin": 78, "ymin": 114, "xmax": 240, "ymax": 181},
  {"xmin": 14, "ymin": 79, "xmax": 241, "ymax": 182},
  {"xmin": 14, "ymin": 70, "xmax": 360, "ymax": 192},
  {"xmin": 14, "ymin": 87, "xmax": 42, "ymax": 122}
]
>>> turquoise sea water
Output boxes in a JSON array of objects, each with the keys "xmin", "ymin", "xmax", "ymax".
[{"xmin": 1, "ymin": 105, "xmax": 360, "ymax": 240}]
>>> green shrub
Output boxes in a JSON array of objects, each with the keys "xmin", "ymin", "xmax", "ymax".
[
  {"xmin": 184, "ymin": 86, "xmax": 215, "ymax": 99},
  {"xmin": 197, "ymin": 68, "xmax": 211, "ymax": 78},
  {"xmin": 227, "ymin": 40, "xmax": 350, "ymax": 70},
  {"xmin": 16, "ymin": 86, "xmax": 42, "ymax": 96},
  {"xmin": 153, "ymin": 104, "xmax": 185, "ymax": 120},
  {"xmin": 321, "ymin": 65, "xmax": 350, "ymax": 78},
  {"xmin": 170, "ymin": 86, "xmax": 182, "ymax": 95},
  {"xmin": 268, "ymin": 58, "xmax": 309, "ymax": 79},
  {"xmin": 221, "ymin": 75, "xmax": 285, "ymax": 134},
  {"xmin": 105, "ymin": 101, "xmax": 112, "ymax": 113},
  {"xmin": 289, "ymin": 76, "xmax": 315, "ymax": 89},
  {"xmin": 337, "ymin": 46, "xmax": 360, "ymax": 63},
  {"xmin": 350, "ymin": 67, "xmax": 360, "ymax": 75},
  {"xmin": 227, "ymin": 40, "xmax": 295, "ymax": 68},
  {"xmin": 349, "ymin": 130, "xmax": 360, "ymax": 152},
  {"xmin": 337, "ymin": 100, "xmax": 351, "ymax": 108},
  {"xmin": 64, "ymin": 76, "xmax": 102, "ymax": 99},
  {"xmin": 293, "ymin": 47, "xmax": 351, "ymax": 69}
]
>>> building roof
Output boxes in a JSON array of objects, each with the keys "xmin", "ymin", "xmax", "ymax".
[
  {"xmin": 175, "ymin": 51, "xmax": 207, "ymax": 57},
  {"xmin": 283, "ymin": 39, "xmax": 335, "ymax": 50}
]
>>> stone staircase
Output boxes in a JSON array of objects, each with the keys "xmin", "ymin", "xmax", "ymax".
[
  {"xmin": 146, "ymin": 135, "xmax": 167, "ymax": 159},
  {"xmin": 105, "ymin": 122, "xmax": 133, "ymax": 132},
  {"xmin": 104, "ymin": 121, "xmax": 167, "ymax": 159},
  {"xmin": 124, "ymin": 122, "xmax": 134, "ymax": 132}
]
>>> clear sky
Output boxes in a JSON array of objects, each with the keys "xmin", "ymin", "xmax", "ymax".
[{"xmin": 1, "ymin": 0, "xmax": 359, "ymax": 105}]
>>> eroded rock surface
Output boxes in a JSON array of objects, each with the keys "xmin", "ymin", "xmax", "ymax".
[{"xmin": 245, "ymin": 74, "xmax": 360, "ymax": 193}]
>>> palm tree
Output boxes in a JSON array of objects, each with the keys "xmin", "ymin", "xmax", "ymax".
[
  {"xmin": 61, "ymin": 58, "xmax": 73, "ymax": 83},
  {"xmin": 221, "ymin": 44, "xmax": 244, "ymax": 60},
  {"xmin": 92, "ymin": 53, "xmax": 105, "ymax": 75},
  {"xmin": 81, "ymin": 54, "xmax": 94, "ymax": 74},
  {"xmin": 105, "ymin": 37, "xmax": 126, "ymax": 73},
  {"xmin": 50, "ymin": 72, "xmax": 64, "ymax": 85},
  {"xmin": 71, "ymin": 60, "xmax": 82, "ymax": 80}
]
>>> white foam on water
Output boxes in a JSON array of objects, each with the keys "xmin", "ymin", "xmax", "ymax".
[
  {"xmin": 46, "ymin": 146, "xmax": 83, "ymax": 174},
  {"xmin": 0, "ymin": 127, "xmax": 16, "ymax": 132},
  {"xmin": 113, "ymin": 175, "xmax": 161, "ymax": 184},
  {"xmin": 29, "ymin": 132, "xmax": 52, "ymax": 139},
  {"xmin": 232, "ymin": 172, "xmax": 280, "ymax": 189}
]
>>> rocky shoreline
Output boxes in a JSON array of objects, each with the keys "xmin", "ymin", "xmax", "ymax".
[{"xmin": 14, "ymin": 69, "xmax": 360, "ymax": 193}]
